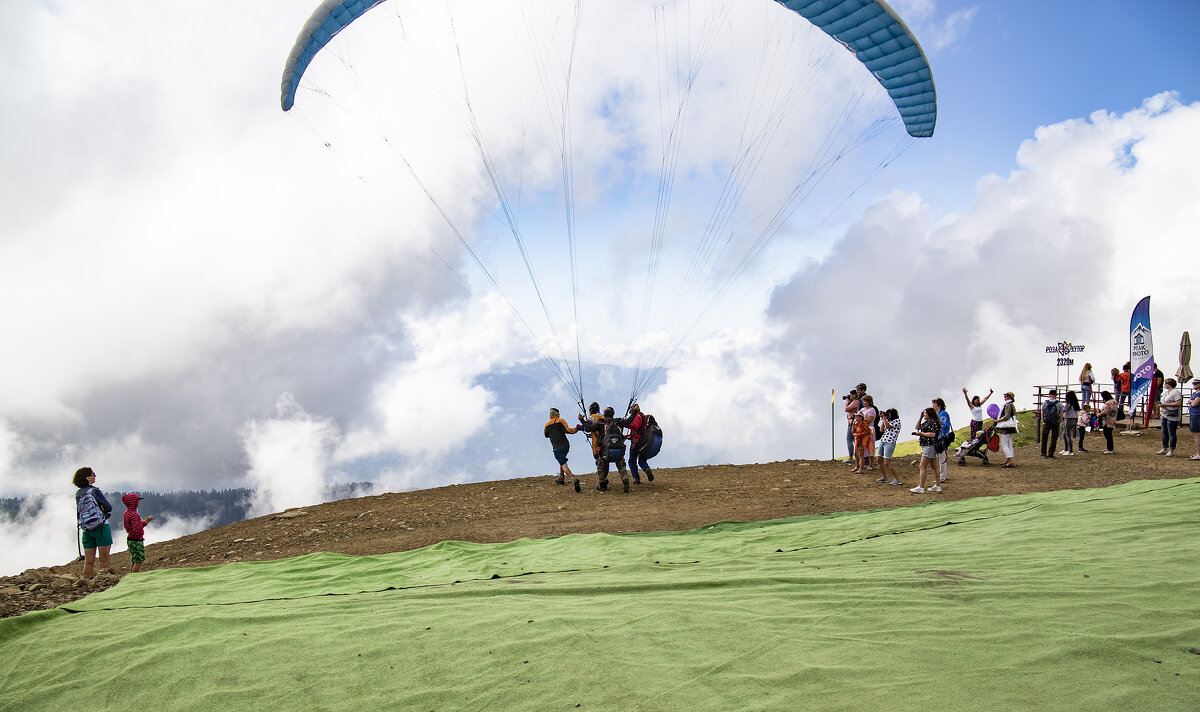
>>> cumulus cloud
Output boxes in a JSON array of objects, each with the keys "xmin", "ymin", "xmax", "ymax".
[
  {"xmin": 759, "ymin": 93, "xmax": 1197, "ymax": 454},
  {"xmin": 242, "ymin": 394, "xmax": 342, "ymax": 518}
]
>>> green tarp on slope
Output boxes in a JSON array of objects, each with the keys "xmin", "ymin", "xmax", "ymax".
[{"xmin": 2, "ymin": 479, "xmax": 1198, "ymax": 711}]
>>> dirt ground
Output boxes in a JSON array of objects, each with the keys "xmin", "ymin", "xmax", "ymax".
[{"xmin": 3, "ymin": 427, "xmax": 1196, "ymax": 618}]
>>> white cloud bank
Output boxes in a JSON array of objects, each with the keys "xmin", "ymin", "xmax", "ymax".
[{"xmin": 675, "ymin": 92, "xmax": 1198, "ymax": 462}]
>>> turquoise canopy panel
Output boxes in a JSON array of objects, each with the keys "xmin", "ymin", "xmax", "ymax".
[
  {"xmin": 777, "ymin": 0, "xmax": 937, "ymax": 137},
  {"xmin": 281, "ymin": 0, "xmax": 937, "ymax": 137}
]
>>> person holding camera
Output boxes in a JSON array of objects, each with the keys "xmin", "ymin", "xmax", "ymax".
[{"xmin": 843, "ymin": 383, "xmax": 867, "ymax": 464}]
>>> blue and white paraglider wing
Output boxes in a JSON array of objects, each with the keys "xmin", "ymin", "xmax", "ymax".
[
  {"xmin": 281, "ymin": 0, "xmax": 388, "ymax": 111},
  {"xmin": 776, "ymin": 0, "xmax": 937, "ymax": 137},
  {"xmin": 283, "ymin": 1, "xmax": 937, "ymax": 137}
]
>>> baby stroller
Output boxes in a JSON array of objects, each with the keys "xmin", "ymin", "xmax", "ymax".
[{"xmin": 956, "ymin": 424, "xmax": 998, "ymax": 467}]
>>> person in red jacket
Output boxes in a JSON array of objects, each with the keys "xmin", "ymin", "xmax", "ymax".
[
  {"xmin": 623, "ymin": 404, "xmax": 649, "ymax": 484},
  {"xmin": 121, "ymin": 493, "xmax": 154, "ymax": 572}
]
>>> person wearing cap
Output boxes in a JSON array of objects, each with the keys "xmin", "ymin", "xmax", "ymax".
[
  {"xmin": 121, "ymin": 493, "xmax": 154, "ymax": 572},
  {"xmin": 544, "ymin": 408, "xmax": 581, "ymax": 491},
  {"xmin": 1156, "ymin": 379, "xmax": 1183, "ymax": 457},
  {"xmin": 994, "ymin": 392, "xmax": 1019, "ymax": 467},
  {"xmin": 1188, "ymin": 379, "xmax": 1200, "ymax": 460}
]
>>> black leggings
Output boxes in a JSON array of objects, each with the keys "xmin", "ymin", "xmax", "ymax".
[{"xmin": 1103, "ymin": 427, "xmax": 1114, "ymax": 451}]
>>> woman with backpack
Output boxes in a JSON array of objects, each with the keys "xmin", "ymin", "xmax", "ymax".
[{"xmin": 73, "ymin": 467, "xmax": 113, "ymax": 577}]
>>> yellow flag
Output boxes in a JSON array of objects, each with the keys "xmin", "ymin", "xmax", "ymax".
[{"xmin": 831, "ymin": 388, "xmax": 835, "ymax": 404}]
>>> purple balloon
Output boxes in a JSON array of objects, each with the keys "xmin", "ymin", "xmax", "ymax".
[{"xmin": 987, "ymin": 403, "xmax": 1001, "ymax": 419}]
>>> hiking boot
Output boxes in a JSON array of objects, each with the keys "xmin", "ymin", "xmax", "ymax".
[
  {"xmin": 646, "ymin": 470, "xmax": 654, "ymax": 482},
  {"xmin": 573, "ymin": 479, "xmax": 581, "ymax": 493},
  {"xmin": 622, "ymin": 478, "xmax": 630, "ymax": 493},
  {"xmin": 597, "ymin": 480, "xmax": 608, "ymax": 492},
  {"xmin": 554, "ymin": 474, "xmax": 565, "ymax": 485},
  {"xmin": 632, "ymin": 476, "xmax": 642, "ymax": 484}
]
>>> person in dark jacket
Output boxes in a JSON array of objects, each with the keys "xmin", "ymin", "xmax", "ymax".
[
  {"xmin": 578, "ymin": 406, "xmax": 635, "ymax": 492},
  {"xmin": 73, "ymin": 466, "xmax": 113, "ymax": 577},
  {"xmin": 623, "ymin": 404, "xmax": 651, "ymax": 484},
  {"xmin": 544, "ymin": 408, "xmax": 581, "ymax": 492}
]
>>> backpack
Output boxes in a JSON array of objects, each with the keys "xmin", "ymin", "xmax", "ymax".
[
  {"xmin": 77, "ymin": 488, "xmax": 107, "ymax": 531},
  {"xmin": 1043, "ymin": 399, "xmax": 1060, "ymax": 424},
  {"xmin": 645, "ymin": 415, "xmax": 662, "ymax": 442},
  {"xmin": 602, "ymin": 420, "xmax": 625, "ymax": 451}
]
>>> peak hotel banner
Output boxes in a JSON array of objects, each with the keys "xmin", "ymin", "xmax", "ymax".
[{"xmin": 1129, "ymin": 296, "xmax": 1153, "ymax": 411}]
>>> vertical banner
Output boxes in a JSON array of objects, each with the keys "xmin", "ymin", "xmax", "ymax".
[{"xmin": 1129, "ymin": 296, "xmax": 1153, "ymax": 416}]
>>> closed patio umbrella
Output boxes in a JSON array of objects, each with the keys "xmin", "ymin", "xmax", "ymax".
[{"xmin": 1178, "ymin": 331, "xmax": 1193, "ymax": 382}]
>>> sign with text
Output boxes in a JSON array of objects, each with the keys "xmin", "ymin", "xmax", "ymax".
[{"xmin": 1045, "ymin": 340, "xmax": 1085, "ymax": 367}]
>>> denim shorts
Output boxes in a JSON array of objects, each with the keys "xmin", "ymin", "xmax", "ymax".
[
  {"xmin": 878, "ymin": 442, "xmax": 896, "ymax": 459},
  {"xmin": 552, "ymin": 447, "xmax": 569, "ymax": 466},
  {"xmin": 920, "ymin": 444, "xmax": 937, "ymax": 459}
]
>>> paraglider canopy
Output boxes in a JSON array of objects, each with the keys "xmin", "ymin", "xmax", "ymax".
[{"xmin": 281, "ymin": 0, "xmax": 936, "ymax": 137}]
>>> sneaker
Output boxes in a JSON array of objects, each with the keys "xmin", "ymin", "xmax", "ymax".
[
  {"xmin": 1156, "ymin": 449, "xmax": 1167, "ymax": 455},
  {"xmin": 1165, "ymin": 451, "xmax": 1174, "ymax": 457},
  {"xmin": 1039, "ymin": 454, "xmax": 1048, "ymax": 458},
  {"xmin": 1079, "ymin": 448, "xmax": 1089, "ymax": 453},
  {"xmin": 875, "ymin": 477, "xmax": 888, "ymax": 483},
  {"xmin": 889, "ymin": 480, "xmax": 904, "ymax": 486},
  {"xmin": 1102, "ymin": 450, "xmax": 1113, "ymax": 454},
  {"xmin": 573, "ymin": 479, "xmax": 581, "ymax": 493},
  {"xmin": 1064, "ymin": 451, "xmax": 1074, "ymax": 456},
  {"xmin": 1060, "ymin": 450, "xmax": 1070, "ymax": 455},
  {"xmin": 929, "ymin": 485, "xmax": 943, "ymax": 492},
  {"xmin": 909, "ymin": 486, "xmax": 925, "ymax": 494}
]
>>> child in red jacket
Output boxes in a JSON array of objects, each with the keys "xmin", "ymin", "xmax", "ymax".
[{"xmin": 121, "ymin": 493, "xmax": 154, "ymax": 572}]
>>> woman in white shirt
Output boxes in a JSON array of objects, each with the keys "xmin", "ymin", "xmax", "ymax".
[{"xmin": 1157, "ymin": 378, "xmax": 1183, "ymax": 456}]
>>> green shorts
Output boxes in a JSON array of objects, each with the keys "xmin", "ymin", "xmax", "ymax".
[
  {"xmin": 81, "ymin": 523, "xmax": 113, "ymax": 550},
  {"xmin": 127, "ymin": 538, "xmax": 146, "ymax": 563}
]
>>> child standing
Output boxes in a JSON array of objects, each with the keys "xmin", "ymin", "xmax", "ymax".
[
  {"xmin": 121, "ymin": 493, "xmax": 154, "ymax": 572},
  {"xmin": 1077, "ymin": 404, "xmax": 1091, "ymax": 453}
]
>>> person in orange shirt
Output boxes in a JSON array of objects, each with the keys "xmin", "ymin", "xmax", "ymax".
[{"xmin": 544, "ymin": 408, "xmax": 581, "ymax": 492}]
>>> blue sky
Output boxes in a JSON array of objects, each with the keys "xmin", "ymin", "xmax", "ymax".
[
  {"xmin": 1, "ymin": 0, "xmax": 1198, "ymax": 574},
  {"xmin": 885, "ymin": 0, "xmax": 1200, "ymax": 209}
]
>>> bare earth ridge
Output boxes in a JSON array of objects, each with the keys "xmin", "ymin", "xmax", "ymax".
[{"xmin": 3, "ymin": 428, "xmax": 1195, "ymax": 618}]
